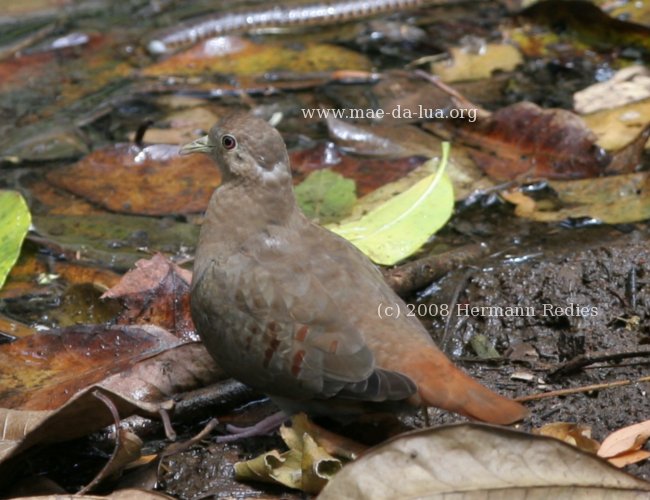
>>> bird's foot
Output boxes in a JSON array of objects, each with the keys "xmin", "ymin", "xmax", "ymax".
[{"xmin": 215, "ymin": 410, "xmax": 289, "ymax": 442}]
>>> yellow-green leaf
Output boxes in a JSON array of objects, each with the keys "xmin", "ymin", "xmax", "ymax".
[
  {"xmin": 0, "ymin": 191, "xmax": 31, "ymax": 289},
  {"xmin": 328, "ymin": 143, "xmax": 454, "ymax": 265}
]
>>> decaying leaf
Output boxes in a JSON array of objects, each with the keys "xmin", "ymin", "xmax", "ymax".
[
  {"xmin": 502, "ymin": 171, "xmax": 650, "ymax": 224},
  {"xmin": 143, "ymin": 36, "xmax": 371, "ymax": 77},
  {"xmin": 582, "ymin": 98, "xmax": 650, "ymax": 151},
  {"xmin": 295, "ymin": 169, "xmax": 356, "ymax": 223},
  {"xmin": 103, "ymin": 254, "xmax": 196, "ymax": 341},
  {"xmin": 0, "ymin": 325, "xmax": 183, "ymax": 411},
  {"xmin": 441, "ymin": 102, "xmax": 610, "ymax": 180},
  {"xmin": 535, "ymin": 422, "xmax": 600, "ymax": 454},
  {"xmin": 326, "ymin": 116, "xmax": 437, "ymax": 158},
  {"xmin": 46, "ymin": 144, "xmax": 220, "ymax": 216},
  {"xmin": 329, "ymin": 145, "xmax": 454, "ymax": 266},
  {"xmin": 469, "ymin": 334, "xmax": 501, "ymax": 360},
  {"xmin": 574, "ymin": 66, "xmax": 650, "ymax": 114},
  {"xmin": 318, "ymin": 423, "xmax": 650, "ymax": 499},
  {"xmin": 31, "ymin": 214, "xmax": 199, "ymax": 271},
  {"xmin": 431, "ymin": 43, "xmax": 522, "ymax": 82},
  {"xmin": 235, "ymin": 414, "xmax": 343, "ymax": 494}
]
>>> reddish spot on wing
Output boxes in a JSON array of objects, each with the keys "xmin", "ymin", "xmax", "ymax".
[
  {"xmin": 291, "ymin": 349, "xmax": 306, "ymax": 376},
  {"xmin": 329, "ymin": 340, "xmax": 339, "ymax": 353},
  {"xmin": 295, "ymin": 324, "xmax": 309, "ymax": 342},
  {"xmin": 263, "ymin": 322, "xmax": 280, "ymax": 368}
]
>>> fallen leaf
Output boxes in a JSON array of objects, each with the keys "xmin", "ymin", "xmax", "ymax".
[
  {"xmin": 0, "ymin": 313, "xmax": 35, "ymax": 339},
  {"xmin": 431, "ymin": 43, "xmax": 522, "ymax": 82},
  {"xmin": 574, "ymin": 66, "xmax": 650, "ymax": 114},
  {"xmin": 235, "ymin": 414, "xmax": 343, "ymax": 494},
  {"xmin": 329, "ymin": 145, "xmax": 454, "ymax": 266},
  {"xmin": 521, "ymin": 1, "xmax": 650, "ymax": 57},
  {"xmin": 143, "ymin": 36, "xmax": 371, "ymax": 77},
  {"xmin": 290, "ymin": 142, "xmax": 424, "ymax": 196},
  {"xmin": 469, "ymin": 334, "xmax": 501, "ymax": 360},
  {"xmin": 0, "ymin": 387, "xmax": 172, "ymax": 484},
  {"xmin": 26, "ymin": 178, "xmax": 104, "ymax": 215},
  {"xmin": 46, "ymin": 144, "xmax": 220, "ymax": 215},
  {"xmin": 0, "ymin": 325, "xmax": 182, "ymax": 410},
  {"xmin": 0, "ymin": 335, "xmax": 221, "ymax": 476},
  {"xmin": 502, "ymin": 172, "xmax": 650, "ymax": 224},
  {"xmin": 104, "ymin": 254, "xmax": 197, "ymax": 341},
  {"xmin": 441, "ymin": 102, "xmax": 610, "ymax": 180},
  {"xmin": 582, "ymin": 98, "xmax": 650, "ymax": 151},
  {"xmin": 608, "ymin": 450, "xmax": 650, "ymax": 468},
  {"xmin": 295, "ymin": 169, "xmax": 356, "ymax": 223},
  {"xmin": 0, "ymin": 191, "xmax": 31, "ymax": 289},
  {"xmin": 318, "ymin": 423, "xmax": 650, "ymax": 499},
  {"xmin": 31, "ymin": 214, "xmax": 199, "ymax": 271},
  {"xmin": 133, "ymin": 107, "xmax": 219, "ymax": 145},
  {"xmin": 535, "ymin": 422, "xmax": 600, "ymax": 454},
  {"xmin": 598, "ymin": 420, "xmax": 650, "ymax": 459},
  {"xmin": 326, "ymin": 116, "xmax": 437, "ymax": 157}
]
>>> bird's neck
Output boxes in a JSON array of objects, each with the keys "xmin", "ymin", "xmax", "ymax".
[{"xmin": 198, "ymin": 177, "xmax": 297, "ymax": 257}]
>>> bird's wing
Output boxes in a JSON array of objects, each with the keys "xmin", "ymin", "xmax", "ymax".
[{"xmin": 216, "ymin": 238, "xmax": 416, "ymax": 402}]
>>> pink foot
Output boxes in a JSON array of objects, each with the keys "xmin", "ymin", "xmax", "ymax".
[{"xmin": 215, "ymin": 410, "xmax": 289, "ymax": 442}]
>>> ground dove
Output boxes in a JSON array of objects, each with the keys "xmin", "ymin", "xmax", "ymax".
[{"xmin": 182, "ymin": 114, "xmax": 528, "ymax": 427}]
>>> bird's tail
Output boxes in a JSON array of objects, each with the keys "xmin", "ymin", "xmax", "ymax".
[{"xmin": 405, "ymin": 347, "xmax": 528, "ymax": 425}]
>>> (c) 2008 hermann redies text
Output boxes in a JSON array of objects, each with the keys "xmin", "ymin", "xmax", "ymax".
[{"xmin": 376, "ymin": 302, "xmax": 598, "ymax": 319}]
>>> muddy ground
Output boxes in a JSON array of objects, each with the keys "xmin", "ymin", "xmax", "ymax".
[{"xmin": 152, "ymin": 206, "xmax": 649, "ymax": 498}]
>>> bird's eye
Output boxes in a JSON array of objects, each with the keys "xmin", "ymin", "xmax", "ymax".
[{"xmin": 221, "ymin": 134, "xmax": 237, "ymax": 150}]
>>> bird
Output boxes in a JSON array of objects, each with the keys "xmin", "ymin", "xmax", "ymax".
[{"xmin": 181, "ymin": 113, "xmax": 528, "ymax": 436}]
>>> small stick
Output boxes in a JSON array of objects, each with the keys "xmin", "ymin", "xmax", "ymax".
[
  {"xmin": 515, "ymin": 375, "xmax": 650, "ymax": 403},
  {"xmin": 549, "ymin": 349, "xmax": 650, "ymax": 379}
]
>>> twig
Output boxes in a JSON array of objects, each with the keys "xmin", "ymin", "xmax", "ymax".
[
  {"xmin": 548, "ymin": 349, "xmax": 650, "ymax": 379},
  {"xmin": 79, "ymin": 390, "xmax": 123, "ymax": 494},
  {"xmin": 515, "ymin": 375, "xmax": 650, "ymax": 403},
  {"xmin": 383, "ymin": 243, "xmax": 489, "ymax": 297}
]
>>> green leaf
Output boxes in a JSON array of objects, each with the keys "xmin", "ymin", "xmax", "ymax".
[
  {"xmin": 295, "ymin": 169, "xmax": 356, "ymax": 224},
  {"xmin": 328, "ymin": 143, "xmax": 454, "ymax": 266},
  {"xmin": 0, "ymin": 191, "xmax": 31, "ymax": 290}
]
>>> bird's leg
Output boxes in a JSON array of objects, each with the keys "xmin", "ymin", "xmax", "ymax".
[{"xmin": 215, "ymin": 410, "xmax": 289, "ymax": 442}]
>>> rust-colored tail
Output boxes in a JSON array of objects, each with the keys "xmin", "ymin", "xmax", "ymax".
[{"xmin": 404, "ymin": 348, "xmax": 528, "ymax": 425}]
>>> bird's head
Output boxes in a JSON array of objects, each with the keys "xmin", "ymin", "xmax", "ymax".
[{"xmin": 180, "ymin": 114, "xmax": 291, "ymax": 185}]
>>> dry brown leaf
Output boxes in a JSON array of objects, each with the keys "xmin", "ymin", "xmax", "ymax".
[
  {"xmin": 535, "ymin": 422, "xmax": 600, "ymax": 454},
  {"xmin": 443, "ymin": 102, "xmax": 609, "ymax": 180},
  {"xmin": 0, "ymin": 325, "xmax": 182, "ymax": 410},
  {"xmin": 103, "ymin": 254, "xmax": 195, "ymax": 341},
  {"xmin": 46, "ymin": 144, "xmax": 220, "ymax": 215}
]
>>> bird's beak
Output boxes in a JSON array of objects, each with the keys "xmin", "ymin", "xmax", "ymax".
[{"xmin": 179, "ymin": 135, "xmax": 211, "ymax": 155}]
